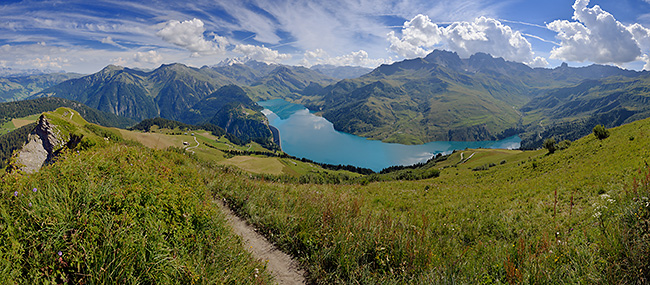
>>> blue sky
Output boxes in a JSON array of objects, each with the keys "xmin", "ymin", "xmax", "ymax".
[{"xmin": 1, "ymin": 0, "xmax": 650, "ymax": 73}]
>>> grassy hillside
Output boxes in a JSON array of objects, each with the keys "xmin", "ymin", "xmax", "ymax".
[
  {"xmin": 213, "ymin": 118, "xmax": 650, "ymax": 283},
  {"xmin": 121, "ymin": 127, "xmax": 361, "ymax": 178},
  {"xmin": 518, "ymin": 74, "xmax": 650, "ymax": 149},
  {"xmin": 3, "ymin": 107, "xmax": 648, "ymax": 283},
  {"xmin": 0, "ymin": 97, "xmax": 136, "ymax": 129},
  {"xmin": 0, "ymin": 110, "xmax": 273, "ymax": 283}
]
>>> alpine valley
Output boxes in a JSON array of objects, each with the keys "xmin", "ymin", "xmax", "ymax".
[
  {"xmin": 2, "ymin": 50, "xmax": 650, "ymax": 284},
  {"xmin": 17, "ymin": 50, "xmax": 650, "ymax": 149}
]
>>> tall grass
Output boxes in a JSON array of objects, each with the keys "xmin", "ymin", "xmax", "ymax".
[
  {"xmin": 0, "ymin": 144, "xmax": 272, "ymax": 284},
  {"xmin": 595, "ymin": 167, "xmax": 650, "ymax": 283},
  {"xmin": 209, "ymin": 118, "xmax": 650, "ymax": 283}
]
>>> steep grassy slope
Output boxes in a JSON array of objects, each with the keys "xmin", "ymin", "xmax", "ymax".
[
  {"xmin": 3, "ymin": 105, "xmax": 648, "ymax": 283},
  {"xmin": 213, "ymin": 118, "xmax": 650, "ymax": 283},
  {"xmin": 0, "ymin": 97, "xmax": 136, "ymax": 128},
  {"xmin": 0, "ymin": 111, "xmax": 273, "ymax": 283}
]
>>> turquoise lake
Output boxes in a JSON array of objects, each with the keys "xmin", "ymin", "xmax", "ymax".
[{"xmin": 258, "ymin": 99, "xmax": 521, "ymax": 172}]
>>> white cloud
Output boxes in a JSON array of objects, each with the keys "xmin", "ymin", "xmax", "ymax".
[
  {"xmin": 133, "ymin": 50, "xmax": 163, "ymax": 65},
  {"xmin": 16, "ymin": 55, "xmax": 69, "ymax": 69},
  {"xmin": 101, "ymin": 36, "xmax": 116, "ymax": 45},
  {"xmin": 301, "ymin": 49, "xmax": 389, "ymax": 67},
  {"xmin": 527, "ymin": 56, "xmax": 549, "ymax": 68},
  {"xmin": 387, "ymin": 14, "xmax": 441, "ymax": 58},
  {"xmin": 388, "ymin": 14, "xmax": 546, "ymax": 67},
  {"xmin": 641, "ymin": 54, "xmax": 650, "ymax": 71},
  {"xmin": 304, "ymin": 48, "xmax": 329, "ymax": 60},
  {"xmin": 629, "ymin": 23, "xmax": 650, "ymax": 50},
  {"xmin": 100, "ymin": 36, "xmax": 127, "ymax": 49},
  {"xmin": 233, "ymin": 44, "xmax": 291, "ymax": 63},
  {"xmin": 444, "ymin": 17, "xmax": 534, "ymax": 62},
  {"xmin": 547, "ymin": 0, "xmax": 646, "ymax": 65},
  {"xmin": 156, "ymin": 18, "xmax": 228, "ymax": 56}
]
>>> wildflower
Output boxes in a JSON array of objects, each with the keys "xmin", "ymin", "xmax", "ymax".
[
  {"xmin": 14, "ymin": 191, "xmax": 18, "ymax": 197},
  {"xmin": 32, "ymin": 188, "xmax": 37, "ymax": 192},
  {"xmin": 58, "ymin": 251, "xmax": 62, "ymax": 256},
  {"xmin": 28, "ymin": 202, "xmax": 32, "ymax": 207},
  {"xmin": 593, "ymin": 212, "xmax": 602, "ymax": 219}
]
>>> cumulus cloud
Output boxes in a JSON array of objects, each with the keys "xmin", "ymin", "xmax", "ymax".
[
  {"xmin": 304, "ymin": 48, "xmax": 329, "ymax": 60},
  {"xmin": 301, "ymin": 49, "xmax": 389, "ymax": 67},
  {"xmin": 528, "ymin": 56, "xmax": 549, "ymax": 68},
  {"xmin": 387, "ymin": 14, "xmax": 442, "ymax": 58},
  {"xmin": 16, "ymin": 55, "xmax": 69, "ymax": 69},
  {"xmin": 547, "ymin": 0, "xmax": 649, "ymax": 66},
  {"xmin": 133, "ymin": 50, "xmax": 163, "ymax": 65},
  {"xmin": 101, "ymin": 36, "xmax": 116, "ymax": 45},
  {"xmin": 233, "ymin": 44, "xmax": 291, "ymax": 63},
  {"xmin": 388, "ymin": 14, "xmax": 547, "ymax": 67},
  {"xmin": 157, "ymin": 18, "xmax": 228, "ymax": 56}
]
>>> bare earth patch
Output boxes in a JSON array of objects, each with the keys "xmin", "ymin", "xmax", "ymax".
[
  {"xmin": 12, "ymin": 118, "xmax": 35, "ymax": 128},
  {"xmin": 216, "ymin": 199, "xmax": 306, "ymax": 285}
]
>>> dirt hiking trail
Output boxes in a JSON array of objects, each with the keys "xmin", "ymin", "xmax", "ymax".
[{"xmin": 216, "ymin": 199, "xmax": 306, "ymax": 284}]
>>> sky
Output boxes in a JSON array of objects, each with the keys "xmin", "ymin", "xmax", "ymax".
[{"xmin": 1, "ymin": 0, "xmax": 650, "ymax": 74}]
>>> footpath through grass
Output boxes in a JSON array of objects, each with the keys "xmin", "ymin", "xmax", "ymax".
[
  {"xmin": 213, "ymin": 118, "xmax": 650, "ymax": 283},
  {"xmin": 0, "ymin": 143, "xmax": 273, "ymax": 284}
]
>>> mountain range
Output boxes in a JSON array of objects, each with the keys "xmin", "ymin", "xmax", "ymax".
[
  {"xmin": 21, "ymin": 51, "xmax": 650, "ymax": 148},
  {"xmin": 0, "ymin": 72, "xmax": 83, "ymax": 102},
  {"xmin": 303, "ymin": 50, "xmax": 647, "ymax": 144}
]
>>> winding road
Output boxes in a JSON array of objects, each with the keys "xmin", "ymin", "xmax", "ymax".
[
  {"xmin": 459, "ymin": 152, "xmax": 476, "ymax": 164},
  {"xmin": 185, "ymin": 136, "xmax": 199, "ymax": 154}
]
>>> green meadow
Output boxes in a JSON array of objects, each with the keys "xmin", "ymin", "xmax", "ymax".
[
  {"xmin": 1, "ymin": 107, "xmax": 648, "ymax": 283},
  {"xmin": 215, "ymin": 118, "xmax": 650, "ymax": 283}
]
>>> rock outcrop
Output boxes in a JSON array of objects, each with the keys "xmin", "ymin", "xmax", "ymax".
[{"xmin": 14, "ymin": 115, "xmax": 63, "ymax": 173}]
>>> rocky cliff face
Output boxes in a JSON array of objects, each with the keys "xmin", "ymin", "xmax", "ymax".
[{"xmin": 14, "ymin": 115, "xmax": 63, "ymax": 173}]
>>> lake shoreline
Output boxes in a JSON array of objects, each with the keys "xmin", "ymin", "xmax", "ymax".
[{"xmin": 258, "ymin": 99, "xmax": 521, "ymax": 172}]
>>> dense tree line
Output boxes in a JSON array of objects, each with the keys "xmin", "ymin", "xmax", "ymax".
[
  {"xmin": 0, "ymin": 123, "xmax": 36, "ymax": 169},
  {"xmin": 128, "ymin": 117, "xmax": 203, "ymax": 132},
  {"xmin": 379, "ymin": 152, "xmax": 447, "ymax": 174},
  {"xmin": 0, "ymin": 97, "xmax": 135, "ymax": 128}
]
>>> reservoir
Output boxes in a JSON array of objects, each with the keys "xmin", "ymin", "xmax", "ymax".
[{"xmin": 258, "ymin": 99, "xmax": 521, "ymax": 172}]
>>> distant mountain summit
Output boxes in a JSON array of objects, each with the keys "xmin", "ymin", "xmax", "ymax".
[
  {"xmin": 0, "ymin": 67, "xmax": 68, "ymax": 77},
  {"xmin": 310, "ymin": 64, "xmax": 372, "ymax": 79},
  {"xmin": 33, "ymin": 63, "xmax": 229, "ymax": 121},
  {"xmin": 23, "ymin": 50, "xmax": 650, "ymax": 148},
  {"xmin": 304, "ymin": 49, "xmax": 649, "ymax": 144}
]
